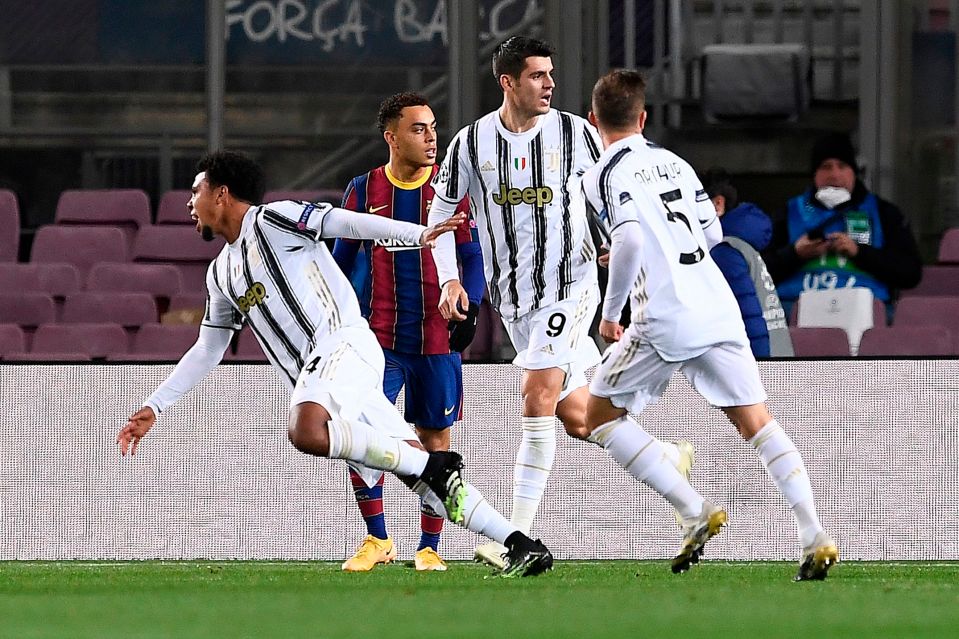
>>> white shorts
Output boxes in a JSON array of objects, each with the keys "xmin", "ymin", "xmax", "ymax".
[
  {"xmin": 290, "ymin": 326, "xmax": 414, "ymax": 442},
  {"xmin": 590, "ymin": 336, "xmax": 767, "ymax": 414},
  {"xmin": 504, "ymin": 286, "xmax": 601, "ymax": 400}
]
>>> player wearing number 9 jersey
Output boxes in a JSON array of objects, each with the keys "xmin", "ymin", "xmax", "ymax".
[
  {"xmin": 429, "ymin": 38, "xmax": 693, "ymax": 568},
  {"xmin": 580, "ymin": 69, "xmax": 837, "ymax": 582}
]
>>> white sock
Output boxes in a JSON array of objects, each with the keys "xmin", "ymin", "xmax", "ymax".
[
  {"xmin": 511, "ymin": 415, "xmax": 556, "ymax": 534},
  {"xmin": 462, "ymin": 485, "xmax": 519, "ymax": 544},
  {"xmin": 326, "ymin": 418, "xmax": 428, "ymax": 477},
  {"xmin": 661, "ymin": 441, "xmax": 681, "ymax": 467},
  {"xmin": 412, "ymin": 481, "xmax": 517, "ymax": 545},
  {"xmin": 588, "ymin": 415, "xmax": 703, "ymax": 519},
  {"xmin": 750, "ymin": 420, "xmax": 823, "ymax": 547}
]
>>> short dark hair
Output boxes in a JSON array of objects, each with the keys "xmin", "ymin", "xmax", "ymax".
[
  {"xmin": 590, "ymin": 69, "xmax": 646, "ymax": 131},
  {"xmin": 196, "ymin": 151, "xmax": 265, "ymax": 205},
  {"xmin": 492, "ymin": 36, "xmax": 555, "ymax": 79},
  {"xmin": 701, "ymin": 167, "xmax": 739, "ymax": 210},
  {"xmin": 377, "ymin": 92, "xmax": 430, "ymax": 133}
]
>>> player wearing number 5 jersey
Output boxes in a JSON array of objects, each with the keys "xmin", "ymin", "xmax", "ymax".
[
  {"xmin": 429, "ymin": 37, "xmax": 691, "ymax": 568},
  {"xmin": 581, "ymin": 70, "xmax": 837, "ymax": 581}
]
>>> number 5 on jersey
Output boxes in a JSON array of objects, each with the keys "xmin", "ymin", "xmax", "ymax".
[{"xmin": 659, "ymin": 189, "xmax": 705, "ymax": 265}]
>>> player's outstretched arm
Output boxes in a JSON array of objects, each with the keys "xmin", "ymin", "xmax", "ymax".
[
  {"xmin": 321, "ymin": 206, "xmax": 464, "ymax": 246},
  {"xmin": 117, "ymin": 324, "xmax": 234, "ymax": 458},
  {"xmin": 117, "ymin": 407, "xmax": 156, "ymax": 456},
  {"xmin": 419, "ymin": 212, "xmax": 467, "ymax": 247}
]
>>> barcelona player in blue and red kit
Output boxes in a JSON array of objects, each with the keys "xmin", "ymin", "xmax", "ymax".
[{"xmin": 332, "ymin": 92, "xmax": 485, "ymax": 572}]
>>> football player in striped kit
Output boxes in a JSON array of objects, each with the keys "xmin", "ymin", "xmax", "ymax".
[
  {"xmin": 333, "ymin": 93, "xmax": 484, "ymax": 572},
  {"xmin": 117, "ymin": 150, "xmax": 552, "ymax": 578},
  {"xmin": 581, "ymin": 69, "xmax": 837, "ymax": 581},
  {"xmin": 428, "ymin": 37, "xmax": 692, "ymax": 568}
]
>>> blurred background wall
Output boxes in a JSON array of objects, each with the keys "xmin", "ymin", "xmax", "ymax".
[{"xmin": 0, "ymin": 0, "xmax": 955, "ymax": 260}]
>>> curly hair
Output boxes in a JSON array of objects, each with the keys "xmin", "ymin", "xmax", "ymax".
[
  {"xmin": 376, "ymin": 92, "xmax": 430, "ymax": 133},
  {"xmin": 196, "ymin": 150, "xmax": 265, "ymax": 205}
]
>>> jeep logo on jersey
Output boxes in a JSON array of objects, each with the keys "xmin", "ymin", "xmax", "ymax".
[
  {"xmin": 492, "ymin": 185, "xmax": 553, "ymax": 207},
  {"xmin": 236, "ymin": 282, "xmax": 267, "ymax": 313},
  {"xmin": 374, "ymin": 237, "xmax": 422, "ymax": 252}
]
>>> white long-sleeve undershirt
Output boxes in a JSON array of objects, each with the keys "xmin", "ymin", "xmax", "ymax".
[
  {"xmin": 322, "ymin": 206, "xmax": 425, "ymax": 244},
  {"xmin": 602, "ymin": 221, "xmax": 644, "ymax": 323},
  {"xmin": 427, "ymin": 198, "xmax": 460, "ymax": 285},
  {"xmin": 143, "ymin": 324, "xmax": 233, "ymax": 416}
]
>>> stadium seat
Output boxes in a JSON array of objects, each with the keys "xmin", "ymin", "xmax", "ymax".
[
  {"xmin": 132, "ymin": 225, "xmax": 223, "ymax": 293},
  {"xmin": 892, "ymin": 296, "xmax": 959, "ymax": 328},
  {"xmin": 131, "ymin": 323, "xmax": 198, "ymax": 356},
  {"xmin": 61, "ymin": 292, "xmax": 158, "ymax": 328},
  {"xmin": 0, "ymin": 293, "xmax": 57, "ymax": 329},
  {"xmin": 86, "ymin": 263, "xmax": 183, "ymax": 310},
  {"xmin": 264, "ymin": 189, "xmax": 344, "ymax": 205},
  {"xmin": 788, "ymin": 327, "xmax": 851, "ymax": 357},
  {"xmin": 858, "ymin": 326, "xmax": 955, "ymax": 356},
  {"xmin": 796, "ymin": 288, "xmax": 880, "ymax": 355},
  {"xmin": 0, "ymin": 263, "xmax": 82, "ymax": 298},
  {"xmin": 0, "ymin": 323, "xmax": 27, "ymax": 358},
  {"xmin": 168, "ymin": 293, "xmax": 207, "ymax": 311},
  {"xmin": 31, "ymin": 226, "xmax": 130, "ymax": 280},
  {"xmin": 54, "ymin": 189, "xmax": 151, "ymax": 232},
  {"xmin": 31, "ymin": 323, "xmax": 129, "ymax": 359},
  {"xmin": 936, "ymin": 228, "xmax": 959, "ymax": 264},
  {"xmin": 900, "ymin": 265, "xmax": 959, "ymax": 297},
  {"xmin": 226, "ymin": 326, "xmax": 267, "ymax": 362},
  {"xmin": 161, "ymin": 293, "xmax": 207, "ymax": 325},
  {"xmin": 0, "ymin": 189, "xmax": 20, "ymax": 262},
  {"xmin": 156, "ymin": 190, "xmax": 194, "ymax": 225}
]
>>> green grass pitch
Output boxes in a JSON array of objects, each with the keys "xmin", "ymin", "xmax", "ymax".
[{"xmin": 1, "ymin": 561, "xmax": 957, "ymax": 638}]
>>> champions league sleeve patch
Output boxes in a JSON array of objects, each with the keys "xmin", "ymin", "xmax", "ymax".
[{"xmin": 296, "ymin": 203, "xmax": 316, "ymax": 230}]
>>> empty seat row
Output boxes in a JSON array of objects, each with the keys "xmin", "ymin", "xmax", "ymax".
[
  {"xmin": 0, "ymin": 322, "xmax": 267, "ymax": 362},
  {"xmin": 1, "ymin": 187, "xmax": 344, "ymax": 268},
  {"xmin": 0, "ymin": 291, "xmax": 211, "ymax": 329},
  {"xmin": 790, "ymin": 326, "xmax": 959, "ymax": 357},
  {"xmin": 0, "ymin": 263, "xmax": 183, "ymax": 300},
  {"xmin": 0, "ymin": 292, "xmax": 159, "ymax": 328},
  {"xmin": 29, "ymin": 224, "xmax": 221, "ymax": 291},
  {"xmin": 900, "ymin": 265, "xmax": 959, "ymax": 297}
]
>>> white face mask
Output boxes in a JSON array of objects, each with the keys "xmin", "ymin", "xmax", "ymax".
[{"xmin": 815, "ymin": 186, "xmax": 851, "ymax": 209}]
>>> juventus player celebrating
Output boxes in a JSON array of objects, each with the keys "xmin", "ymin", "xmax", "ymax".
[
  {"xmin": 116, "ymin": 151, "xmax": 552, "ymax": 578},
  {"xmin": 333, "ymin": 93, "xmax": 484, "ymax": 572},
  {"xmin": 581, "ymin": 70, "xmax": 838, "ymax": 581},
  {"xmin": 428, "ymin": 36, "xmax": 692, "ymax": 568}
]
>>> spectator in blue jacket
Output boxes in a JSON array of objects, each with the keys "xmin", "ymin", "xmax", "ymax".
[
  {"xmin": 762, "ymin": 132, "xmax": 922, "ymax": 321},
  {"xmin": 703, "ymin": 168, "xmax": 793, "ymax": 358}
]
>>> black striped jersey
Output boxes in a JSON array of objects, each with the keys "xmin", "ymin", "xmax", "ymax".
[
  {"xmin": 581, "ymin": 134, "xmax": 747, "ymax": 361},
  {"xmin": 430, "ymin": 108, "xmax": 601, "ymax": 320},
  {"xmin": 202, "ymin": 200, "xmax": 400, "ymax": 389}
]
